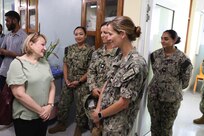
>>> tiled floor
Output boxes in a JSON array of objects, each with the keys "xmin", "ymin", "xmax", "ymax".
[
  {"xmin": 173, "ymin": 90, "xmax": 204, "ymax": 136},
  {"xmin": 145, "ymin": 90, "xmax": 204, "ymax": 136},
  {"xmin": 1, "ymin": 90, "xmax": 204, "ymax": 136}
]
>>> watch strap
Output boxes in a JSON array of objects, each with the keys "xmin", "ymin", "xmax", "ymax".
[
  {"xmin": 47, "ymin": 103, "xmax": 54, "ymax": 107},
  {"xmin": 98, "ymin": 112, "xmax": 103, "ymax": 120}
]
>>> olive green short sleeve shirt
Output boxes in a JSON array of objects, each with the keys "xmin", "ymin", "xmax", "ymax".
[{"xmin": 7, "ymin": 58, "xmax": 54, "ymax": 120}]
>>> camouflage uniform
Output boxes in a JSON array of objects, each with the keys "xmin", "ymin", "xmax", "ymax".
[
  {"xmin": 101, "ymin": 49, "xmax": 148, "ymax": 136},
  {"xmin": 87, "ymin": 46, "xmax": 118, "ymax": 93},
  {"xmin": 86, "ymin": 46, "xmax": 118, "ymax": 132},
  {"xmin": 147, "ymin": 47, "xmax": 193, "ymax": 136},
  {"xmin": 57, "ymin": 43, "xmax": 93, "ymax": 128},
  {"xmin": 199, "ymin": 60, "xmax": 204, "ymax": 114}
]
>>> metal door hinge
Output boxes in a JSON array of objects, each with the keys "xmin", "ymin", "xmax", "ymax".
[{"xmin": 146, "ymin": 4, "xmax": 151, "ymax": 22}]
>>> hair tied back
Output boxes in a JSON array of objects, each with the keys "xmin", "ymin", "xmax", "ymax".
[{"xmin": 135, "ymin": 26, "xmax": 141, "ymax": 37}]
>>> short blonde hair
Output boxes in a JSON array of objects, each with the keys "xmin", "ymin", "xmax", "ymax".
[{"xmin": 23, "ymin": 33, "xmax": 47, "ymax": 55}]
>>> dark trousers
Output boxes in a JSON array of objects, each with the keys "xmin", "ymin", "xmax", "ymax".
[
  {"xmin": 13, "ymin": 118, "xmax": 48, "ymax": 136},
  {"xmin": 0, "ymin": 75, "xmax": 6, "ymax": 92}
]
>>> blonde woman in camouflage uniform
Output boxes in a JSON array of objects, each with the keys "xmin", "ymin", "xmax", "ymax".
[
  {"xmin": 147, "ymin": 30, "xmax": 193, "ymax": 136},
  {"xmin": 91, "ymin": 16, "xmax": 148, "ymax": 136},
  {"xmin": 87, "ymin": 22, "xmax": 118, "ymax": 135},
  {"xmin": 193, "ymin": 60, "xmax": 204, "ymax": 124},
  {"xmin": 48, "ymin": 26, "xmax": 93, "ymax": 136}
]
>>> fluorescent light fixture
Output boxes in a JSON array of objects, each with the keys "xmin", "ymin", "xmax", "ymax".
[{"xmin": 90, "ymin": 5, "xmax": 97, "ymax": 8}]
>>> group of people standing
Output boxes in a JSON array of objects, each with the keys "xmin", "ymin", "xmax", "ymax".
[
  {"xmin": 48, "ymin": 16, "xmax": 148, "ymax": 136},
  {"xmin": 0, "ymin": 10, "xmax": 194, "ymax": 136},
  {"xmin": 48, "ymin": 16, "xmax": 193, "ymax": 136}
]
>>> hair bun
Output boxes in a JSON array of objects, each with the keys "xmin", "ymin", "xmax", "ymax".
[{"xmin": 135, "ymin": 26, "xmax": 141, "ymax": 37}]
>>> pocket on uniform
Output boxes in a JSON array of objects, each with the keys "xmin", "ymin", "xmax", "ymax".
[
  {"xmin": 122, "ymin": 68, "xmax": 137, "ymax": 82},
  {"xmin": 112, "ymin": 68, "xmax": 137, "ymax": 88}
]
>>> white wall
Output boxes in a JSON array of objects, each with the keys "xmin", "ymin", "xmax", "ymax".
[
  {"xmin": 124, "ymin": 0, "xmax": 141, "ymax": 25},
  {"xmin": 188, "ymin": 0, "xmax": 204, "ymax": 61},
  {"xmin": 169, "ymin": 0, "xmax": 190, "ymax": 52},
  {"xmin": 123, "ymin": 0, "xmax": 143, "ymax": 57},
  {"xmin": 38, "ymin": 0, "xmax": 82, "ymax": 67},
  {"xmin": 187, "ymin": 0, "xmax": 204, "ymax": 89}
]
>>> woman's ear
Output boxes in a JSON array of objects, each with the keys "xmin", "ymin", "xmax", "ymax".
[
  {"xmin": 174, "ymin": 39, "xmax": 177, "ymax": 44},
  {"xmin": 120, "ymin": 30, "xmax": 126, "ymax": 39},
  {"xmin": 29, "ymin": 41, "xmax": 34, "ymax": 47}
]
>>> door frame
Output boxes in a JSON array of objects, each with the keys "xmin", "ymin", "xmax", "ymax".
[{"xmin": 136, "ymin": 0, "xmax": 191, "ymax": 135}]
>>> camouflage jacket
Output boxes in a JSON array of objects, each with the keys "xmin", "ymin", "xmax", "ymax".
[
  {"xmin": 101, "ymin": 49, "xmax": 148, "ymax": 135},
  {"xmin": 87, "ymin": 45, "xmax": 118, "ymax": 91},
  {"xmin": 148, "ymin": 47, "xmax": 193, "ymax": 102},
  {"xmin": 63, "ymin": 43, "xmax": 93, "ymax": 81}
]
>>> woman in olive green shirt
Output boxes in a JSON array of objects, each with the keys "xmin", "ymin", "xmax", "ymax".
[{"xmin": 7, "ymin": 33, "xmax": 55, "ymax": 136}]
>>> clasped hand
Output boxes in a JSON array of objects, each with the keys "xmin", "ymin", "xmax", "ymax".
[
  {"xmin": 65, "ymin": 80, "xmax": 80, "ymax": 88},
  {"xmin": 39, "ymin": 105, "xmax": 52, "ymax": 121},
  {"xmin": 91, "ymin": 109, "xmax": 100, "ymax": 123}
]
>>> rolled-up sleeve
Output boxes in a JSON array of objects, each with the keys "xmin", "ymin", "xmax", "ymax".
[{"xmin": 120, "ymin": 67, "xmax": 140, "ymax": 100}]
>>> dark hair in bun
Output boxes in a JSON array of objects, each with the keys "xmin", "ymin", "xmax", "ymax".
[{"xmin": 108, "ymin": 16, "xmax": 141, "ymax": 41}]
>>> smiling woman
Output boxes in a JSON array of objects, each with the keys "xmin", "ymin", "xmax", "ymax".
[
  {"xmin": 48, "ymin": 26, "xmax": 94, "ymax": 135},
  {"xmin": 147, "ymin": 29, "xmax": 193, "ymax": 136},
  {"xmin": 90, "ymin": 16, "xmax": 148, "ymax": 136},
  {"xmin": 6, "ymin": 33, "xmax": 56, "ymax": 136}
]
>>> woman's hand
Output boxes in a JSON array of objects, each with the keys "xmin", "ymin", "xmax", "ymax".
[
  {"xmin": 65, "ymin": 79, "xmax": 76, "ymax": 88},
  {"xmin": 92, "ymin": 88, "xmax": 101, "ymax": 97},
  {"xmin": 38, "ymin": 107, "xmax": 47, "ymax": 120},
  {"xmin": 68, "ymin": 80, "xmax": 80, "ymax": 88},
  {"xmin": 39, "ymin": 105, "xmax": 52, "ymax": 121},
  {"xmin": 91, "ymin": 109, "xmax": 100, "ymax": 123},
  {"xmin": 65, "ymin": 79, "xmax": 71, "ymax": 86}
]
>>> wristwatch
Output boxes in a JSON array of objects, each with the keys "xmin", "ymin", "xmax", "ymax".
[
  {"xmin": 98, "ymin": 112, "xmax": 103, "ymax": 120},
  {"xmin": 47, "ymin": 103, "xmax": 54, "ymax": 107}
]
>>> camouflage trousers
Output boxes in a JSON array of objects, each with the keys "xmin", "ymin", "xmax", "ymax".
[
  {"xmin": 57, "ymin": 83, "xmax": 73, "ymax": 126},
  {"xmin": 57, "ymin": 82, "xmax": 89, "ymax": 128},
  {"xmin": 147, "ymin": 97, "xmax": 181, "ymax": 136},
  {"xmin": 200, "ymin": 84, "xmax": 204, "ymax": 114},
  {"xmin": 102, "ymin": 129, "xmax": 128, "ymax": 136}
]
